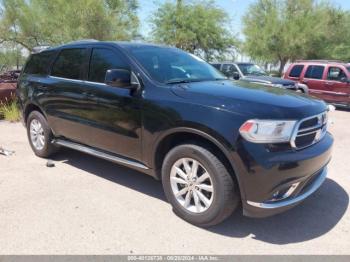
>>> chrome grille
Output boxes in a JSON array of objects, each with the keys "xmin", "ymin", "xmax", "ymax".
[{"xmin": 291, "ymin": 112, "xmax": 328, "ymax": 149}]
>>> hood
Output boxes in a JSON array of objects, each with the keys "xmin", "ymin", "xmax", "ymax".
[
  {"xmin": 170, "ymin": 80, "xmax": 326, "ymax": 120},
  {"xmin": 241, "ymin": 75, "xmax": 295, "ymax": 86}
]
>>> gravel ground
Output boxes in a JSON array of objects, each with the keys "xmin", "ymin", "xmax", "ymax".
[{"xmin": 0, "ymin": 109, "xmax": 349, "ymax": 255}]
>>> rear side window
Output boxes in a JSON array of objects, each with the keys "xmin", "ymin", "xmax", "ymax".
[
  {"xmin": 89, "ymin": 48, "xmax": 129, "ymax": 83},
  {"xmin": 23, "ymin": 51, "xmax": 56, "ymax": 75},
  {"xmin": 51, "ymin": 48, "xmax": 87, "ymax": 80},
  {"xmin": 211, "ymin": 64, "xmax": 221, "ymax": 70},
  {"xmin": 304, "ymin": 65, "xmax": 324, "ymax": 79},
  {"xmin": 289, "ymin": 65, "xmax": 304, "ymax": 78}
]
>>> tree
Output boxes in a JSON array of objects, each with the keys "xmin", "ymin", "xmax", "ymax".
[
  {"xmin": 242, "ymin": 0, "xmax": 350, "ymax": 74},
  {"xmin": 149, "ymin": 0, "xmax": 237, "ymax": 61},
  {"xmin": 0, "ymin": 47, "xmax": 25, "ymax": 72},
  {"xmin": 0, "ymin": 0, "xmax": 139, "ymax": 51}
]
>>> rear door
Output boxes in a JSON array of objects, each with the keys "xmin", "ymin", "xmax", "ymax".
[
  {"xmin": 45, "ymin": 47, "xmax": 93, "ymax": 145},
  {"xmin": 301, "ymin": 65, "xmax": 326, "ymax": 100},
  {"xmin": 324, "ymin": 66, "xmax": 350, "ymax": 106}
]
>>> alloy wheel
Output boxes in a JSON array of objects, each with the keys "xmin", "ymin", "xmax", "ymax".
[
  {"xmin": 170, "ymin": 158, "xmax": 214, "ymax": 213},
  {"xmin": 29, "ymin": 119, "xmax": 45, "ymax": 150}
]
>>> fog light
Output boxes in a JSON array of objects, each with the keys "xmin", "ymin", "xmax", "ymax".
[{"xmin": 270, "ymin": 182, "xmax": 300, "ymax": 201}]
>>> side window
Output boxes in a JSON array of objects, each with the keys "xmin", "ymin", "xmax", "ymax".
[
  {"xmin": 327, "ymin": 67, "xmax": 346, "ymax": 81},
  {"xmin": 222, "ymin": 64, "xmax": 231, "ymax": 72},
  {"xmin": 89, "ymin": 48, "xmax": 129, "ymax": 83},
  {"xmin": 289, "ymin": 65, "xmax": 304, "ymax": 78},
  {"xmin": 211, "ymin": 64, "xmax": 221, "ymax": 70},
  {"xmin": 304, "ymin": 65, "xmax": 324, "ymax": 79},
  {"xmin": 51, "ymin": 48, "xmax": 87, "ymax": 80},
  {"xmin": 23, "ymin": 51, "xmax": 56, "ymax": 75},
  {"xmin": 222, "ymin": 64, "xmax": 237, "ymax": 76}
]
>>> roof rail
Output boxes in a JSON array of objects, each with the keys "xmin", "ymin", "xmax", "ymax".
[
  {"xmin": 66, "ymin": 39, "xmax": 99, "ymax": 45},
  {"xmin": 295, "ymin": 59, "xmax": 345, "ymax": 63},
  {"xmin": 32, "ymin": 46, "xmax": 51, "ymax": 53}
]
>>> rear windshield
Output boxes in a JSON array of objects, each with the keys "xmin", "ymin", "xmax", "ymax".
[{"xmin": 23, "ymin": 51, "xmax": 56, "ymax": 75}]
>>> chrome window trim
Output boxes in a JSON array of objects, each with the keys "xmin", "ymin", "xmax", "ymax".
[{"xmin": 49, "ymin": 72, "xmax": 140, "ymax": 87}]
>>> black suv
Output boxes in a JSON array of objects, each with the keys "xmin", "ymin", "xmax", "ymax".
[
  {"xmin": 211, "ymin": 62, "xmax": 309, "ymax": 93},
  {"xmin": 17, "ymin": 41, "xmax": 333, "ymax": 226}
]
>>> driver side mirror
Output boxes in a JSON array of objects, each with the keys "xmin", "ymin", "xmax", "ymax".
[
  {"xmin": 105, "ymin": 69, "xmax": 140, "ymax": 89},
  {"xmin": 232, "ymin": 72, "xmax": 240, "ymax": 80}
]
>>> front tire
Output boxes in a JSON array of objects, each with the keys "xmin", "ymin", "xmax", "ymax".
[
  {"xmin": 27, "ymin": 111, "xmax": 58, "ymax": 158},
  {"xmin": 162, "ymin": 144, "xmax": 239, "ymax": 227}
]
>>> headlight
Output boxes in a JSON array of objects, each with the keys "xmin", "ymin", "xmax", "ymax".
[{"xmin": 239, "ymin": 120, "xmax": 297, "ymax": 143}]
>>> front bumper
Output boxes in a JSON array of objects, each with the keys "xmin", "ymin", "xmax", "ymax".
[
  {"xmin": 246, "ymin": 167, "xmax": 327, "ymax": 213},
  {"xmin": 236, "ymin": 132, "xmax": 333, "ymax": 218}
]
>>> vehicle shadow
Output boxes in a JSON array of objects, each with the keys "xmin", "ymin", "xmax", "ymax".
[{"xmin": 52, "ymin": 148, "xmax": 349, "ymax": 245}]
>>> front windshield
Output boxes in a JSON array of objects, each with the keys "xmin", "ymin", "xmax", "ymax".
[
  {"xmin": 237, "ymin": 64, "xmax": 267, "ymax": 76},
  {"xmin": 126, "ymin": 45, "xmax": 226, "ymax": 84}
]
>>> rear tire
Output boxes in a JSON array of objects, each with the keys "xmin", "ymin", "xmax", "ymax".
[
  {"xmin": 162, "ymin": 144, "xmax": 239, "ymax": 227},
  {"xmin": 26, "ymin": 111, "xmax": 58, "ymax": 158}
]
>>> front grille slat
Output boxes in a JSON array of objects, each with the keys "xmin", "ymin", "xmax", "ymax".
[{"xmin": 291, "ymin": 112, "xmax": 328, "ymax": 149}]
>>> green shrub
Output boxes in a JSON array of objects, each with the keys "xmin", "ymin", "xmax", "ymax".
[{"xmin": 0, "ymin": 96, "xmax": 21, "ymax": 122}]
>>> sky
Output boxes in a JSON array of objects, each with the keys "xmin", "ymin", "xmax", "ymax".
[{"xmin": 138, "ymin": 0, "xmax": 350, "ymax": 39}]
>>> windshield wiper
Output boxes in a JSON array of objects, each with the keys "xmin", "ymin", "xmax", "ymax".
[
  {"xmin": 166, "ymin": 78, "xmax": 227, "ymax": 84},
  {"xmin": 166, "ymin": 79, "xmax": 195, "ymax": 84}
]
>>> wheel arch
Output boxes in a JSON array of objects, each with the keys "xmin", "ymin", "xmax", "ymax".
[
  {"xmin": 152, "ymin": 127, "xmax": 243, "ymax": 197},
  {"xmin": 23, "ymin": 103, "xmax": 46, "ymax": 124}
]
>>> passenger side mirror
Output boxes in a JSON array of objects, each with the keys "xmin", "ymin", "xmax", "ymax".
[
  {"xmin": 105, "ymin": 69, "xmax": 139, "ymax": 89},
  {"xmin": 232, "ymin": 72, "xmax": 240, "ymax": 80}
]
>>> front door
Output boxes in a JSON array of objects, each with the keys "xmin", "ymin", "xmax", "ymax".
[
  {"xmin": 324, "ymin": 66, "xmax": 350, "ymax": 106},
  {"xmin": 82, "ymin": 47, "xmax": 142, "ymax": 161}
]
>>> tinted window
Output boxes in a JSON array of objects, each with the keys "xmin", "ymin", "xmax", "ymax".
[
  {"xmin": 222, "ymin": 64, "xmax": 238, "ymax": 73},
  {"xmin": 51, "ymin": 48, "xmax": 87, "ymax": 80},
  {"xmin": 237, "ymin": 64, "xmax": 267, "ymax": 76},
  {"xmin": 211, "ymin": 64, "xmax": 221, "ymax": 70},
  {"xmin": 327, "ymin": 67, "xmax": 347, "ymax": 81},
  {"xmin": 289, "ymin": 65, "xmax": 304, "ymax": 78},
  {"xmin": 23, "ymin": 51, "xmax": 56, "ymax": 75},
  {"xmin": 304, "ymin": 65, "xmax": 324, "ymax": 79},
  {"xmin": 89, "ymin": 48, "xmax": 129, "ymax": 83},
  {"xmin": 125, "ymin": 46, "xmax": 225, "ymax": 84},
  {"xmin": 221, "ymin": 64, "xmax": 238, "ymax": 77}
]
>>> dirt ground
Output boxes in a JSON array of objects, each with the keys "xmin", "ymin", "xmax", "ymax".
[{"xmin": 0, "ymin": 109, "xmax": 349, "ymax": 254}]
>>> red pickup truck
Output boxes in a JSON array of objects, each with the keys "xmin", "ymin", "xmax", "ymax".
[{"xmin": 284, "ymin": 60, "xmax": 350, "ymax": 108}]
